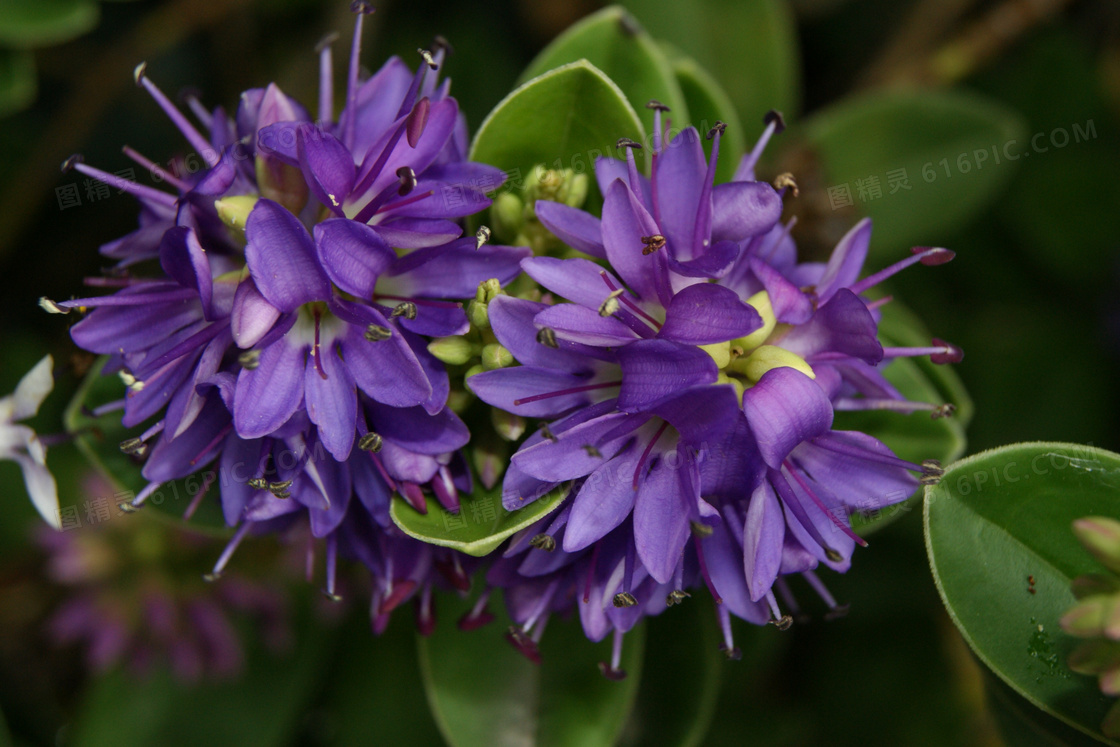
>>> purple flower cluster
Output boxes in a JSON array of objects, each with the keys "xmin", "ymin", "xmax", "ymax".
[
  {"xmin": 469, "ymin": 110, "xmax": 959, "ymax": 673},
  {"xmin": 44, "ymin": 6, "xmax": 525, "ymax": 631}
]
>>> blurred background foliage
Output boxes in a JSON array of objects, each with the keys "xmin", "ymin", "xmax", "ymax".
[{"xmin": 0, "ymin": 0, "xmax": 1118, "ymax": 745}]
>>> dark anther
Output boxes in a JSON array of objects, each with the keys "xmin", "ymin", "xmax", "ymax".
[
  {"xmin": 529, "ymin": 534, "xmax": 556, "ymax": 552},
  {"xmin": 350, "ymin": 1, "xmax": 374, "ymax": 15},
  {"xmin": 359, "ymin": 432, "xmax": 383, "ymax": 452},
  {"xmin": 770, "ymin": 614, "xmax": 794, "ymax": 631},
  {"xmin": 690, "ymin": 521, "xmax": 713, "ymax": 537},
  {"xmin": 475, "ymin": 225, "xmax": 491, "ymax": 249},
  {"xmin": 315, "ymin": 32, "xmax": 340, "ymax": 53},
  {"xmin": 536, "ymin": 327, "xmax": 558, "ymax": 348},
  {"xmin": 773, "ymin": 172, "xmax": 799, "ymax": 197},
  {"xmin": 720, "ymin": 645, "xmax": 743, "ymax": 660},
  {"xmin": 365, "ymin": 324, "xmax": 392, "ymax": 341},
  {"xmin": 919, "ymin": 473, "xmax": 942, "ymax": 487},
  {"xmin": 666, "ymin": 589, "xmax": 691, "ymax": 606},
  {"xmin": 248, "ymin": 478, "xmax": 268, "ymax": 490},
  {"xmin": 763, "ymin": 109, "xmax": 786, "ymax": 134},
  {"xmin": 599, "ymin": 289, "xmax": 623, "ymax": 317},
  {"xmin": 201, "ymin": 572, "xmax": 221, "ymax": 583},
  {"xmin": 418, "ymin": 48, "xmax": 438, "ymax": 70},
  {"xmin": 238, "ymin": 350, "xmax": 261, "ymax": 370},
  {"xmin": 581, "ymin": 444, "xmax": 603, "ymax": 458},
  {"xmin": 921, "ymin": 459, "xmax": 944, "ymax": 475},
  {"xmin": 931, "ymin": 404, "xmax": 956, "ymax": 420},
  {"xmin": 396, "ymin": 166, "xmax": 417, "ymax": 196},
  {"xmin": 645, "ymin": 99, "xmax": 670, "ymax": 112},
  {"xmin": 640, "ymin": 234, "xmax": 666, "ymax": 255},
  {"xmin": 118, "ymin": 501, "xmax": 140, "ymax": 514},
  {"xmin": 539, "ymin": 423, "xmax": 558, "ymax": 442},
  {"xmin": 432, "ymin": 35, "xmax": 453, "ymax": 55},
  {"xmin": 613, "ymin": 592, "xmax": 638, "ymax": 608},
  {"xmin": 391, "ymin": 301, "xmax": 417, "ymax": 320},
  {"xmin": 615, "ymin": 137, "xmax": 643, "ymax": 151},
  {"xmin": 132, "ymin": 62, "xmax": 148, "ymax": 85},
  {"xmin": 824, "ymin": 547, "xmax": 843, "ymax": 562},
  {"xmin": 322, "ymin": 590, "xmax": 344, "ymax": 602},
  {"xmin": 39, "ymin": 297, "xmax": 70, "ymax": 315},
  {"xmin": 119, "ymin": 438, "xmax": 147, "ymax": 456},
  {"xmin": 824, "ymin": 604, "xmax": 851, "ymax": 621},
  {"xmin": 178, "ymin": 86, "xmax": 202, "ymax": 105},
  {"xmin": 268, "ymin": 480, "xmax": 293, "ymax": 499},
  {"xmin": 598, "ymin": 662, "xmax": 628, "ymax": 680},
  {"xmin": 930, "ymin": 338, "xmax": 964, "ymax": 365},
  {"xmin": 706, "ymin": 121, "xmax": 727, "ymax": 140},
  {"xmin": 60, "ymin": 154, "xmax": 84, "ymax": 173}
]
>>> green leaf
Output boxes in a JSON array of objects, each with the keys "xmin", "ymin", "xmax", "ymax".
[
  {"xmin": 518, "ymin": 6, "xmax": 687, "ymax": 140},
  {"xmin": 390, "ymin": 484, "xmax": 569, "ymax": 557},
  {"xmin": 0, "ymin": 49, "xmax": 35, "ymax": 118},
  {"xmin": 620, "ymin": 598, "xmax": 722, "ymax": 747},
  {"xmin": 68, "ymin": 600, "xmax": 333, "ymax": 747},
  {"xmin": 800, "ymin": 90, "xmax": 1027, "ymax": 260},
  {"xmin": 617, "ymin": 0, "xmax": 800, "ymax": 120},
  {"xmin": 0, "ymin": 0, "xmax": 99, "ymax": 48},
  {"xmin": 470, "ymin": 60, "xmax": 645, "ymax": 201},
  {"xmin": 838, "ymin": 301, "xmax": 970, "ymax": 535},
  {"xmin": 925, "ymin": 442, "xmax": 1120, "ymax": 744},
  {"xmin": 419, "ymin": 592, "xmax": 644, "ymax": 747},
  {"xmin": 662, "ymin": 44, "xmax": 745, "ymax": 184}
]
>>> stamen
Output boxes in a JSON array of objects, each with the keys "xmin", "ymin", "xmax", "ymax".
[
  {"xmin": 666, "ymin": 589, "xmax": 691, "ymax": 606},
  {"xmin": 134, "ymin": 63, "xmax": 219, "ymax": 167},
  {"xmin": 536, "ymin": 327, "xmax": 558, "ymax": 348},
  {"xmin": 866, "ymin": 295, "xmax": 893, "ymax": 310},
  {"xmin": 358, "ymin": 432, "xmax": 383, "ymax": 452},
  {"xmin": 122, "ymin": 146, "xmax": 190, "ymax": 191},
  {"xmin": 775, "ymin": 577, "xmax": 810, "ymax": 625},
  {"xmin": 373, "ymin": 188, "xmax": 434, "ymax": 216},
  {"xmin": 39, "ymin": 297, "xmax": 70, "ymax": 315},
  {"xmin": 529, "ymin": 534, "xmax": 556, "ymax": 552},
  {"xmin": 693, "ymin": 534, "xmax": 722, "ymax": 604},
  {"xmin": 180, "ymin": 87, "xmax": 212, "ymax": 128},
  {"xmin": 716, "ymin": 604, "xmax": 741, "ymax": 659},
  {"xmin": 390, "ymin": 301, "xmax": 417, "ymax": 320},
  {"xmin": 364, "ymin": 324, "xmax": 392, "ymax": 341},
  {"xmin": 91, "ymin": 399, "xmax": 126, "ymax": 417},
  {"xmin": 738, "ymin": 110, "xmax": 785, "ymax": 180},
  {"xmin": 396, "ymin": 166, "xmax": 417, "ymax": 196},
  {"xmin": 582, "ymin": 444, "xmax": 602, "ymax": 458},
  {"xmin": 415, "ymin": 582, "xmax": 435, "ymax": 636},
  {"xmin": 765, "ymin": 591, "xmax": 794, "ymax": 629},
  {"xmin": 690, "ymin": 122, "xmax": 723, "ymax": 256},
  {"xmin": 475, "ymin": 225, "xmax": 491, "ymax": 249},
  {"xmin": 512, "ymin": 380, "xmax": 622, "ymax": 407},
  {"xmin": 342, "ymin": 3, "xmax": 375, "ymax": 145},
  {"xmin": 458, "ymin": 589, "xmax": 495, "ymax": 631},
  {"xmin": 248, "ymin": 478, "xmax": 268, "ymax": 490},
  {"xmin": 784, "ymin": 460, "xmax": 868, "ymax": 547},
  {"xmin": 769, "ymin": 470, "xmax": 846, "ymax": 560},
  {"xmin": 598, "ymin": 289, "xmax": 623, "ymax": 317},
  {"xmin": 706, "ymin": 121, "xmax": 727, "ymax": 140},
  {"xmin": 71, "ymin": 161, "xmax": 178, "ymax": 207},
  {"xmin": 202, "ymin": 522, "xmax": 252, "ymax": 582},
  {"xmin": 646, "ymin": 99, "xmax": 670, "ymax": 156},
  {"xmin": 598, "ymin": 630, "xmax": 627, "ymax": 680},
  {"xmin": 133, "ymin": 322, "xmax": 225, "ymax": 381},
  {"xmin": 268, "ymin": 480, "xmax": 293, "ymax": 499},
  {"xmin": 316, "ymin": 32, "xmax": 340, "ymax": 123},
  {"xmin": 190, "ymin": 423, "xmax": 232, "ymax": 467},
  {"xmin": 324, "ymin": 533, "xmax": 343, "ymax": 601},
  {"xmin": 119, "ymin": 438, "xmax": 148, "ymax": 457},
  {"xmin": 239, "ymin": 350, "xmax": 261, "ymax": 370},
  {"xmin": 848, "ymin": 247, "xmax": 955, "ymax": 296},
  {"xmin": 505, "ymin": 625, "xmax": 542, "ymax": 665},
  {"xmin": 613, "ymin": 591, "xmax": 638, "ymax": 607},
  {"xmin": 311, "ymin": 307, "xmax": 328, "ymax": 380},
  {"xmin": 803, "ymin": 570, "xmax": 849, "ymax": 620},
  {"xmin": 773, "ymin": 172, "xmax": 799, "ymax": 197},
  {"xmin": 539, "ymin": 422, "xmax": 558, "ymax": 442},
  {"xmin": 833, "ymin": 397, "xmax": 954, "ymax": 419},
  {"xmin": 182, "ymin": 470, "xmax": 216, "ymax": 520},
  {"xmin": 881, "ymin": 340, "xmax": 964, "ymax": 364},
  {"xmin": 632, "ymin": 421, "xmax": 670, "ymax": 488},
  {"xmin": 598, "ymin": 271, "xmax": 662, "ymax": 329},
  {"xmin": 690, "ymin": 520, "xmax": 713, "ymax": 537}
]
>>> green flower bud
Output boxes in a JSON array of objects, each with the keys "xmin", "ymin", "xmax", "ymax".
[
  {"xmin": 565, "ymin": 171, "xmax": 589, "ymax": 208},
  {"xmin": 467, "ymin": 300, "xmax": 489, "ymax": 331},
  {"xmin": 491, "ymin": 192, "xmax": 525, "ymax": 242},
  {"xmin": 215, "ymin": 195, "xmax": 259, "ymax": 232},
  {"xmin": 255, "ymin": 155, "xmax": 308, "ymax": 215},
  {"xmin": 427, "ymin": 336, "xmax": 475, "ymax": 366},
  {"xmin": 481, "ymin": 343, "xmax": 514, "ymax": 370},
  {"xmin": 1075, "ymin": 517, "xmax": 1120, "ymax": 575},
  {"xmin": 491, "ymin": 408, "xmax": 526, "ymax": 441}
]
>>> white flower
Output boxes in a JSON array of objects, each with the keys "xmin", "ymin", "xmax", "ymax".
[{"xmin": 1, "ymin": 355, "xmax": 60, "ymax": 529}]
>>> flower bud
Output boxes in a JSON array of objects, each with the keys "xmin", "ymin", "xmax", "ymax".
[
  {"xmin": 427, "ymin": 336, "xmax": 475, "ymax": 366},
  {"xmin": 1074, "ymin": 517, "xmax": 1120, "ymax": 575},
  {"xmin": 215, "ymin": 195, "xmax": 259, "ymax": 232},
  {"xmin": 481, "ymin": 343, "xmax": 514, "ymax": 371}
]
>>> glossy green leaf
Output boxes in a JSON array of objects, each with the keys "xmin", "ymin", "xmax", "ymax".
[
  {"xmin": 470, "ymin": 60, "xmax": 645, "ymax": 199},
  {"xmin": 0, "ymin": 49, "xmax": 35, "ymax": 118},
  {"xmin": 69, "ymin": 601, "xmax": 332, "ymax": 747},
  {"xmin": 801, "ymin": 90, "xmax": 1026, "ymax": 260},
  {"xmin": 662, "ymin": 44, "xmax": 745, "ymax": 184},
  {"xmin": 925, "ymin": 442, "xmax": 1120, "ymax": 744},
  {"xmin": 390, "ymin": 484, "xmax": 568, "ymax": 557},
  {"xmin": 0, "ymin": 0, "xmax": 98, "ymax": 47},
  {"xmin": 419, "ymin": 592, "xmax": 644, "ymax": 747},
  {"xmin": 519, "ymin": 6, "xmax": 687, "ymax": 140},
  {"xmin": 838, "ymin": 301, "xmax": 970, "ymax": 535},
  {"xmin": 620, "ymin": 597, "xmax": 722, "ymax": 747},
  {"xmin": 617, "ymin": 0, "xmax": 800, "ymax": 121}
]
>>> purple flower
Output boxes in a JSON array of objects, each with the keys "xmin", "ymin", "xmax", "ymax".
[{"xmin": 472, "ymin": 109, "xmax": 960, "ymax": 661}]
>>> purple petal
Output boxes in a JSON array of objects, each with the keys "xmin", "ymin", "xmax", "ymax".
[
  {"xmin": 602, "ymin": 180, "xmax": 671, "ymax": 306},
  {"xmin": 219, "ymin": 436, "xmax": 265, "ymax": 526},
  {"xmin": 371, "ymin": 218, "xmax": 462, "ymax": 249},
  {"xmin": 562, "ymin": 445, "xmax": 643, "ymax": 551},
  {"xmin": 665, "ymin": 240, "xmax": 740, "ymax": 279},
  {"xmin": 711, "ymin": 182, "xmax": 783, "ymax": 242},
  {"xmin": 469, "ymin": 367, "xmax": 603, "ymax": 418},
  {"xmin": 314, "ymin": 218, "xmax": 396, "ymax": 299},
  {"xmin": 245, "ymin": 199, "xmax": 330, "ymax": 312},
  {"xmin": 649, "ymin": 384, "xmax": 740, "ymax": 445},
  {"xmin": 704, "ymin": 520, "xmax": 771, "ymax": 624},
  {"xmin": 383, "ymin": 240, "xmax": 530, "ymax": 299},
  {"xmin": 743, "ymin": 481, "xmax": 784, "ymax": 601},
  {"xmin": 521, "ymin": 256, "xmax": 635, "ymax": 311},
  {"xmin": 595, "ymin": 156, "xmax": 650, "ymax": 208},
  {"xmin": 337, "ymin": 310, "xmax": 431, "ymax": 408},
  {"xmin": 233, "ymin": 339, "xmax": 306, "ymax": 438},
  {"xmin": 365, "ymin": 400, "xmax": 469, "ymax": 454},
  {"xmin": 654, "ymin": 128, "xmax": 707, "ymax": 259},
  {"xmin": 70, "ymin": 284, "xmax": 202, "ymax": 355},
  {"xmin": 511, "ymin": 411, "xmax": 642, "ymax": 482},
  {"xmin": 816, "ymin": 218, "xmax": 871, "ymax": 302},
  {"xmin": 796, "ymin": 432, "xmax": 917, "ymax": 510},
  {"xmin": 307, "ymin": 454, "xmax": 353, "ymax": 537},
  {"xmin": 398, "ymin": 302, "xmax": 468, "ymax": 337},
  {"xmin": 488, "ymin": 295, "xmax": 594, "ymax": 372},
  {"xmin": 633, "ymin": 451, "xmax": 695, "ymax": 584},
  {"xmin": 535, "ymin": 303, "xmax": 639, "ymax": 347},
  {"xmin": 748, "ymin": 257, "xmax": 812, "ymax": 324},
  {"xmin": 379, "ymin": 441, "xmax": 439, "ymax": 484},
  {"xmin": 142, "ymin": 396, "xmax": 230, "ymax": 482},
  {"xmin": 296, "ymin": 124, "xmax": 356, "ymax": 215},
  {"xmin": 534, "ymin": 201, "xmax": 606, "ymax": 258},
  {"xmin": 780, "ymin": 289, "xmax": 883, "ymax": 365},
  {"xmin": 616, "ymin": 339, "xmax": 718, "ymax": 412},
  {"xmin": 305, "ymin": 346, "xmax": 357, "ymax": 461},
  {"xmin": 742, "ymin": 367, "xmax": 833, "ymax": 469},
  {"xmin": 658, "ymin": 282, "xmax": 762, "ymax": 345},
  {"xmin": 159, "ymin": 227, "xmax": 213, "ymax": 315},
  {"xmin": 231, "ymin": 278, "xmax": 281, "ymax": 349}
]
